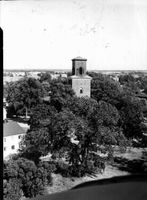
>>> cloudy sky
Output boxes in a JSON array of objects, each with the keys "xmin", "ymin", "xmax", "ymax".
[{"xmin": 1, "ymin": 0, "xmax": 147, "ymax": 70}]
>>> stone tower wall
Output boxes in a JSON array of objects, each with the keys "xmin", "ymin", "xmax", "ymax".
[
  {"xmin": 72, "ymin": 60, "xmax": 86, "ymax": 76},
  {"xmin": 72, "ymin": 78, "xmax": 91, "ymax": 97}
]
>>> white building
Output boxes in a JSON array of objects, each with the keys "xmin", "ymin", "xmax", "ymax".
[
  {"xmin": 3, "ymin": 107, "xmax": 6, "ymax": 121},
  {"xmin": 3, "ymin": 120, "xmax": 28, "ymax": 159}
]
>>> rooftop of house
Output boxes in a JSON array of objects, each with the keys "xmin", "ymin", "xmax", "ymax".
[{"xmin": 3, "ymin": 120, "xmax": 26, "ymax": 137}]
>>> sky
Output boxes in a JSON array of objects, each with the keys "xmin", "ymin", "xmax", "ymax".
[{"xmin": 1, "ymin": 0, "xmax": 147, "ymax": 71}]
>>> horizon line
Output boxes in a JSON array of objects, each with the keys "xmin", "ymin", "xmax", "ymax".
[{"xmin": 4, "ymin": 69, "xmax": 147, "ymax": 72}]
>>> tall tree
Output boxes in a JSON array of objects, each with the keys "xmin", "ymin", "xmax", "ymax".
[
  {"xmin": 120, "ymin": 97, "xmax": 144, "ymax": 139},
  {"xmin": 20, "ymin": 97, "xmax": 127, "ymax": 176}
]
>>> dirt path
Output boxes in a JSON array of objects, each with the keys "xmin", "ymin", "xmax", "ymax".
[{"xmin": 44, "ymin": 165, "xmax": 129, "ymax": 195}]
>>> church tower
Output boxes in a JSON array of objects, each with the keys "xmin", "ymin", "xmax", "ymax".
[{"xmin": 70, "ymin": 57, "xmax": 92, "ymax": 97}]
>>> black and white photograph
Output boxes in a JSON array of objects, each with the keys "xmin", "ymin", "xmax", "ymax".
[{"xmin": 2, "ymin": 0, "xmax": 147, "ymax": 199}]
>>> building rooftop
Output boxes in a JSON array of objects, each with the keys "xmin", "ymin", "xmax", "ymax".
[
  {"xmin": 72, "ymin": 56, "xmax": 87, "ymax": 61},
  {"xmin": 3, "ymin": 120, "xmax": 26, "ymax": 137}
]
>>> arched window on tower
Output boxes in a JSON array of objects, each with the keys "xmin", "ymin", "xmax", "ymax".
[
  {"xmin": 79, "ymin": 67, "xmax": 83, "ymax": 75},
  {"xmin": 80, "ymin": 87, "xmax": 83, "ymax": 94},
  {"xmin": 72, "ymin": 66, "xmax": 75, "ymax": 75}
]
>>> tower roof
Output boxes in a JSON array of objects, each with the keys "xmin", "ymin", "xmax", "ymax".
[{"xmin": 72, "ymin": 56, "xmax": 87, "ymax": 61}]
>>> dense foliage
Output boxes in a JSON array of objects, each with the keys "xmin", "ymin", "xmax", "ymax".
[
  {"xmin": 19, "ymin": 78, "xmax": 129, "ymax": 176},
  {"xmin": 38, "ymin": 72, "xmax": 52, "ymax": 83},
  {"xmin": 49, "ymin": 79, "xmax": 75, "ymax": 111},
  {"xmin": 4, "ymin": 71, "xmax": 147, "ymax": 199},
  {"xmin": 89, "ymin": 72, "xmax": 146, "ymax": 141},
  {"xmin": 3, "ymin": 157, "xmax": 56, "ymax": 199},
  {"xmin": 5, "ymin": 78, "xmax": 45, "ymax": 117}
]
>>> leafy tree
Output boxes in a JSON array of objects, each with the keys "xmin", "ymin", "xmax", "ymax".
[
  {"xmin": 38, "ymin": 72, "xmax": 51, "ymax": 83},
  {"xmin": 137, "ymin": 76, "xmax": 147, "ymax": 94},
  {"xmin": 19, "ymin": 103, "xmax": 58, "ymax": 163},
  {"xmin": 87, "ymin": 72, "xmax": 103, "ymax": 79},
  {"xmin": 41, "ymin": 81, "xmax": 51, "ymax": 96},
  {"xmin": 3, "ymin": 178, "xmax": 22, "ymax": 200},
  {"xmin": 93, "ymin": 100, "xmax": 120, "ymax": 127},
  {"xmin": 28, "ymin": 103, "xmax": 57, "ymax": 129},
  {"xmin": 3, "ymin": 160, "xmax": 22, "ymax": 200},
  {"xmin": 20, "ymin": 109, "xmax": 73, "ymax": 163},
  {"xmin": 89, "ymin": 73, "xmax": 145, "ymax": 141},
  {"xmin": 50, "ymin": 102, "xmax": 126, "ymax": 176},
  {"xmin": 120, "ymin": 97, "xmax": 144, "ymax": 139},
  {"xmin": 119, "ymin": 74, "xmax": 141, "ymax": 94},
  {"xmin": 19, "ymin": 73, "xmax": 132, "ymax": 176},
  {"xmin": 3, "ymin": 83, "xmax": 9, "ymax": 98},
  {"xmin": 19, "ymin": 128, "xmax": 51, "ymax": 163},
  {"xmin": 49, "ymin": 80, "xmax": 75, "ymax": 111},
  {"xmin": 119, "ymin": 74, "xmax": 135, "ymax": 85},
  {"xmin": 67, "ymin": 97, "xmax": 121, "ymax": 134},
  {"xmin": 66, "ymin": 97, "xmax": 98, "ymax": 119},
  {"xmin": 90, "ymin": 73, "xmax": 123, "ymax": 107},
  {"xmin": 20, "ymin": 97, "xmax": 127, "ymax": 177},
  {"xmin": 3, "ymin": 157, "xmax": 55, "ymax": 199},
  {"xmin": 48, "ymin": 109, "xmax": 102, "ymax": 176},
  {"xmin": 5, "ymin": 78, "xmax": 45, "ymax": 117}
]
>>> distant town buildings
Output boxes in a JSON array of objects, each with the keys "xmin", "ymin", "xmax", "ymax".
[
  {"xmin": 3, "ymin": 70, "xmax": 69, "ymax": 84},
  {"xmin": 70, "ymin": 57, "xmax": 92, "ymax": 97}
]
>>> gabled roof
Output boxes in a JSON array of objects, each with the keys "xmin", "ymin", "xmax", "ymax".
[{"xmin": 3, "ymin": 120, "xmax": 26, "ymax": 137}]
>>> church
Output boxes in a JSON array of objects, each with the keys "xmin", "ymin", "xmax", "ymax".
[{"xmin": 70, "ymin": 57, "xmax": 92, "ymax": 98}]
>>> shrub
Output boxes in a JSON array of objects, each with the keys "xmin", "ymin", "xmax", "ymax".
[
  {"xmin": 3, "ymin": 158, "xmax": 56, "ymax": 199},
  {"xmin": 3, "ymin": 178, "xmax": 22, "ymax": 200}
]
